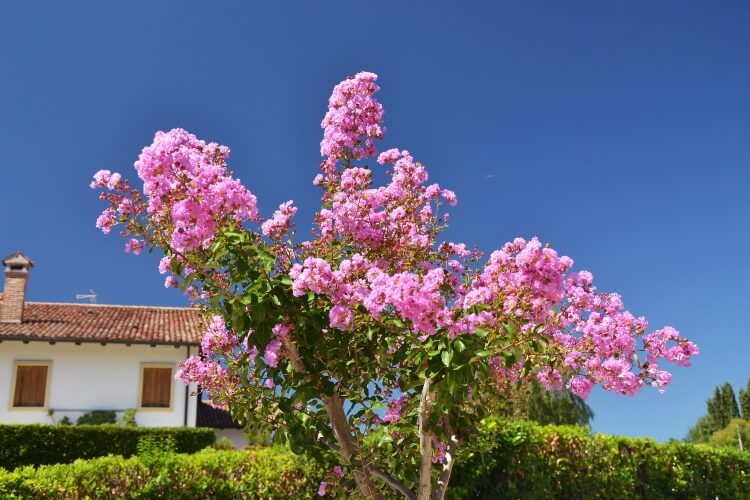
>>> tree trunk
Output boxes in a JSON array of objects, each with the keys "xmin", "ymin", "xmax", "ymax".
[
  {"xmin": 323, "ymin": 393, "xmax": 384, "ymax": 499},
  {"xmin": 417, "ymin": 378, "xmax": 434, "ymax": 500}
]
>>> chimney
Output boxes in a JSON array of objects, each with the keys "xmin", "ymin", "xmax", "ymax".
[{"xmin": 1, "ymin": 251, "xmax": 34, "ymax": 323}]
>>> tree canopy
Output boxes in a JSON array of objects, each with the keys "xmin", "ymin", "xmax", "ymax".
[{"xmin": 92, "ymin": 72, "xmax": 697, "ymax": 499}]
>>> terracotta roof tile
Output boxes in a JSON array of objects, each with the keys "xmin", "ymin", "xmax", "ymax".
[{"xmin": 0, "ymin": 301, "xmax": 205, "ymax": 345}]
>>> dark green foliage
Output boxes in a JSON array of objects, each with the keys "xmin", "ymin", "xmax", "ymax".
[
  {"xmin": 685, "ymin": 415, "xmax": 715, "ymax": 443},
  {"xmin": 525, "ymin": 381, "xmax": 594, "ymax": 426},
  {"xmin": 0, "ymin": 424, "xmax": 215, "ymax": 470},
  {"xmin": 2, "ymin": 421, "xmax": 749, "ymax": 499},
  {"xmin": 448, "ymin": 419, "xmax": 750, "ymax": 500},
  {"xmin": 76, "ymin": 410, "xmax": 117, "ymax": 425},
  {"xmin": 739, "ymin": 378, "xmax": 750, "ymax": 421},
  {"xmin": 687, "ymin": 382, "xmax": 742, "ymax": 443},
  {"xmin": 0, "ymin": 447, "xmax": 325, "ymax": 499},
  {"xmin": 720, "ymin": 383, "xmax": 741, "ymax": 424}
]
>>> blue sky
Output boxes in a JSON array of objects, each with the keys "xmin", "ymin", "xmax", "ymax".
[{"xmin": 1, "ymin": 1, "xmax": 748, "ymax": 442}]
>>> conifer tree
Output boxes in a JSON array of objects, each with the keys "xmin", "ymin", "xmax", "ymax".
[
  {"xmin": 739, "ymin": 378, "xmax": 750, "ymax": 420},
  {"xmin": 720, "ymin": 383, "xmax": 740, "ymax": 426}
]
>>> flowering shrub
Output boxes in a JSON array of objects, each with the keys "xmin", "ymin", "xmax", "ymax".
[{"xmin": 92, "ymin": 71, "xmax": 698, "ymax": 499}]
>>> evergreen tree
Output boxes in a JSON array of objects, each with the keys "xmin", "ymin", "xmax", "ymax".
[
  {"xmin": 687, "ymin": 382, "xmax": 743, "ymax": 443},
  {"xmin": 706, "ymin": 387, "xmax": 723, "ymax": 430},
  {"xmin": 686, "ymin": 415, "xmax": 715, "ymax": 443},
  {"xmin": 720, "ymin": 383, "xmax": 740, "ymax": 425},
  {"xmin": 739, "ymin": 378, "xmax": 750, "ymax": 420},
  {"xmin": 525, "ymin": 381, "xmax": 594, "ymax": 427}
]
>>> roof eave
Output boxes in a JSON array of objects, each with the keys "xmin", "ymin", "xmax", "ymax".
[{"xmin": 0, "ymin": 335, "xmax": 200, "ymax": 347}]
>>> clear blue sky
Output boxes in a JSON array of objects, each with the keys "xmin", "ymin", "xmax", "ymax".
[{"xmin": 1, "ymin": 1, "xmax": 748, "ymax": 442}]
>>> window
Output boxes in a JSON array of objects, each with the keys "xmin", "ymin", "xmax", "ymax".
[
  {"xmin": 12, "ymin": 362, "xmax": 50, "ymax": 408},
  {"xmin": 140, "ymin": 365, "xmax": 173, "ymax": 408}
]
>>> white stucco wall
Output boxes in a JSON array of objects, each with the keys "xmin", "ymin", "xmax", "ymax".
[{"xmin": 0, "ymin": 341, "xmax": 198, "ymax": 427}]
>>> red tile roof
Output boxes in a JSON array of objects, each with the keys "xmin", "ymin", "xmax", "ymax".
[{"xmin": 0, "ymin": 301, "xmax": 205, "ymax": 345}]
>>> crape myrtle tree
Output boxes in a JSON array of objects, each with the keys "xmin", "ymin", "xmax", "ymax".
[{"xmin": 92, "ymin": 72, "xmax": 698, "ymax": 499}]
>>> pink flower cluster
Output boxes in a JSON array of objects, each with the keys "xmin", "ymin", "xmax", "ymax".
[
  {"xmin": 261, "ymin": 200, "xmax": 297, "ymax": 239},
  {"xmin": 132, "ymin": 128, "xmax": 259, "ymax": 253},
  {"xmin": 463, "ymin": 237, "xmax": 572, "ymax": 322},
  {"xmin": 320, "ymin": 71, "xmax": 383, "ymax": 170},
  {"xmin": 176, "ymin": 315, "xmax": 259, "ymax": 401},
  {"xmin": 200, "ymin": 315, "xmax": 238, "ymax": 357},
  {"xmin": 472, "ymin": 237, "xmax": 699, "ymax": 398},
  {"xmin": 175, "ymin": 356, "xmax": 237, "ymax": 400},
  {"xmin": 383, "ymin": 395, "xmax": 410, "ymax": 424},
  {"xmin": 316, "ymin": 149, "xmax": 456, "ymax": 254},
  {"xmin": 290, "ymin": 255, "xmax": 453, "ymax": 336},
  {"xmin": 91, "ymin": 170, "xmax": 141, "ymax": 239}
]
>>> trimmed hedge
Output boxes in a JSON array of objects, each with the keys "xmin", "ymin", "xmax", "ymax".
[
  {"xmin": 449, "ymin": 420, "xmax": 750, "ymax": 499},
  {"xmin": 2, "ymin": 420, "xmax": 750, "ymax": 498},
  {"xmin": 0, "ymin": 424, "xmax": 215, "ymax": 470},
  {"xmin": 0, "ymin": 447, "xmax": 324, "ymax": 500}
]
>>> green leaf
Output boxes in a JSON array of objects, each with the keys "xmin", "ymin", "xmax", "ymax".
[{"xmin": 441, "ymin": 350, "xmax": 453, "ymax": 367}]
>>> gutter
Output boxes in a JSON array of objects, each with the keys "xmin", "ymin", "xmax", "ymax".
[{"xmin": 183, "ymin": 344, "xmax": 190, "ymax": 427}]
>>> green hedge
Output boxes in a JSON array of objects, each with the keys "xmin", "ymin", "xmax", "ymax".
[
  {"xmin": 0, "ymin": 424, "xmax": 215, "ymax": 470},
  {"xmin": 0, "ymin": 448, "xmax": 323, "ymax": 500},
  {"xmin": 449, "ymin": 420, "xmax": 750, "ymax": 499},
  {"xmin": 2, "ymin": 421, "xmax": 750, "ymax": 498}
]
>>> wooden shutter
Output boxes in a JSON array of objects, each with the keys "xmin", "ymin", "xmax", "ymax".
[
  {"xmin": 13, "ymin": 365, "xmax": 48, "ymax": 407},
  {"xmin": 141, "ymin": 367, "xmax": 172, "ymax": 407}
]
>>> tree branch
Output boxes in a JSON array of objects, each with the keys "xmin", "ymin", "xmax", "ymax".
[
  {"xmin": 431, "ymin": 434, "xmax": 458, "ymax": 500},
  {"xmin": 323, "ymin": 393, "xmax": 384, "ymax": 500},
  {"xmin": 371, "ymin": 467, "xmax": 416, "ymax": 500},
  {"xmin": 417, "ymin": 377, "xmax": 434, "ymax": 500}
]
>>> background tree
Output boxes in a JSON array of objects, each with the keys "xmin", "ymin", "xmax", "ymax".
[
  {"xmin": 687, "ymin": 382, "xmax": 742, "ymax": 443},
  {"xmin": 523, "ymin": 381, "xmax": 594, "ymax": 427},
  {"xmin": 739, "ymin": 378, "xmax": 750, "ymax": 420},
  {"xmin": 720, "ymin": 383, "xmax": 741, "ymax": 423},
  {"xmin": 686, "ymin": 415, "xmax": 715, "ymax": 443},
  {"xmin": 92, "ymin": 72, "xmax": 698, "ymax": 499}
]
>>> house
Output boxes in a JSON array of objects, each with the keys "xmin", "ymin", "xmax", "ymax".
[{"xmin": 0, "ymin": 251, "xmax": 244, "ymax": 443}]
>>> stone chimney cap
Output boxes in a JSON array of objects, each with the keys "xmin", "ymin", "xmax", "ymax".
[{"xmin": 3, "ymin": 251, "xmax": 34, "ymax": 271}]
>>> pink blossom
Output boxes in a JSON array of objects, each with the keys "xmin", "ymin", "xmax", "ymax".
[
  {"xmin": 261, "ymin": 200, "xmax": 297, "ymax": 239},
  {"xmin": 124, "ymin": 238, "xmax": 143, "ymax": 255},
  {"xmin": 431, "ymin": 435, "xmax": 448, "ymax": 464},
  {"xmin": 329, "ymin": 305, "xmax": 354, "ymax": 330},
  {"xmin": 333, "ymin": 466, "xmax": 345, "ymax": 479},
  {"xmin": 272, "ymin": 322, "xmax": 293, "ymax": 338},
  {"xmin": 158, "ymin": 256, "xmax": 172, "ymax": 274},
  {"xmin": 133, "ymin": 128, "xmax": 259, "ymax": 253},
  {"xmin": 263, "ymin": 339, "xmax": 283, "ymax": 368},
  {"xmin": 318, "ymin": 481, "xmax": 329, "ymax": 496},
  {"xmin": 383, "ymin": 395, "xmax": 409, "ymax": 424},
  {"xmin": 200, "ymin": 315, "xmax": 238, "ymax": 356},
  {"xmin": 321, "ymin": 72, "xmax": 383, "ymax": 162}
]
